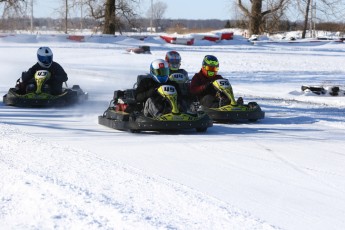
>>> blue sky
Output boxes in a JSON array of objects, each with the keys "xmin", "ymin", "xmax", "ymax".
[
  {"xmin": 145, "ymin": 0, "xmax": 232, "ymax": 20},
  {"xmin": 34, "ymin": 0, "xmax": 232, "ymax": 20}
]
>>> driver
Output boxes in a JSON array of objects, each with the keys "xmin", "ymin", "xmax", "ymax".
[
  {"xmin": 16, "ymin": 47, "xmax": 68, "ymax": 95},
  {"xmin": 135, "ymin": 59, "xmax": 185, "ymax": 118},
  {"xmin": 190, "ymin": 55, "xmax": 231, "ymax": 108},
  {"xmin": 165, "ymin": 50, "xmax": 188, "ymax": 78}
]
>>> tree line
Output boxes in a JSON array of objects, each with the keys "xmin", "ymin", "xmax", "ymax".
[{"xmin": 1, "ymin": 0, "xmax": 345, "ymax": 37}]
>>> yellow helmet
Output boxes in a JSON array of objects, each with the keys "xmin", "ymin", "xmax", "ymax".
[{"xmin": 201, "ymin": 55, "xmax": 219, "ymax": 77}]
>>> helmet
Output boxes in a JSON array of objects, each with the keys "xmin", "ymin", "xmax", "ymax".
[
  {"xmin": 150, "ymin": 59, "xmax": 169, "ymax": 83},
  {"xmin": 37, "ymin": 47, "xmax": 53, "ymax": 68},
  {"xmin": 201, "ymin": 55, "xmax": 219, "ymax": 77},
  {"xmin": 165, "ymin": 51, "xmax": 181, "ymax": 71}
]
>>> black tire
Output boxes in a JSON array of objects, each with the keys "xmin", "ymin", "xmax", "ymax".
[
  {"xmin": 196, "ymin": 127, "xmax": 207, "ymax": 132},
  {"xmin": 130, "ymin": 129, "xmax": 141, "ymax": 133},
  {"xmin": 248, "ymin": 102, "xmax": 258, "ymax": 109}
]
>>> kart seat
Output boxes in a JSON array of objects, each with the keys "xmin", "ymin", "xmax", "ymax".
[
  {"xmin": 113, "ymin": 89, "xmax": 136, "ymax": 104},
  {"xmin": 134, "ymin": 74, "xmax": 151, "ymax": 88}
]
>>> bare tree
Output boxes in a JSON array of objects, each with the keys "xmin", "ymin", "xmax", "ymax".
[
  {"xmin": 146, "ymin": 0, "xmax": 167, "ymax": 31},
  {"xmin": 295, "ymin": 0, "xmax": 345, "ymax": 38},
  {"xmin": 1, "ymin": 0, "xmax": 27, "ymax": 18},
  {"xmin": 64, "ymin": 0, "xmax": 68, "ymax": 33},
  {"xmin": 300, "ymin": 0, "xmax": 312, "ymax": 38},
  {"xmin": 84, "ymin": 0, "xmax": 140, "ymax": 34},
  {"xmin": 0, "ymin": 0, "xmax": 25, "ymax": 5},
  {"xmin": 237, "ymin": 0, "xmax": 289, "ymax": 36},
  {"xmin": 64, "ymin": 0, "xmax": 88, "ymax": 30},
  {"xmin": 1, "ymin": 0, "xmax": 27, "ymax": 31},
  {"xmin": 54, "ymin": 0, "xmax": 73, "ymax": 33},
  {"xmin": 264, "ymin": 0, "xmax": 288, "ymax": 33}
]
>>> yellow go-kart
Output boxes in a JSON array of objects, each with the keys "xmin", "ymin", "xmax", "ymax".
[{"xmin": 198, "ymin": 79, "xmax": 265, "ymax": 122}]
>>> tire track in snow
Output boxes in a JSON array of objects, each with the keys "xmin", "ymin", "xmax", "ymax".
[{"xmin": 0, "ymin": 123, "xmax": 279, "ymax": 230}]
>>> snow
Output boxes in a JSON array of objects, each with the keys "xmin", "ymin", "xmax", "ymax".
[{"xmin": 1, "ymin": 31, "xmax": 345, "ymax": 230}]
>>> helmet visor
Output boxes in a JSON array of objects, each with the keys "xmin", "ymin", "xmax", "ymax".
[
  {"xmin": 152, "ymin": 68, "xmax": 169, "ymax": 77},
  {"xmin": 169, "ymin": 59, "xmax": 180, "ymax": 65},
  {"xmin": 38, "ymin": 55, "xmax": 52, "ymax": 65},
  {"xmin": 203, "ymin": 65, "xmax": 219, "ymax": 72}
]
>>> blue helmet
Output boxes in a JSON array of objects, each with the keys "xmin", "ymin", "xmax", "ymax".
[
  {"xmin": 165, "ymin": 51, "xmax": 181, "ymax": 71},
  {"xmin": 150, "ymin": 59, "xmax": 169, "ymax": 83},
  {"xmin": 37, "ymin": 47, "xmax": 53, "ymax": 68}
]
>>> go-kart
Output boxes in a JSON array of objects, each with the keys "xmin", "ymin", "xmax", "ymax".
[
  {"xmin": 98, "ymin": 75, "xmax": 213, "ymax": 133},
  {"xmin": 301, "ymin": 85, "xmax": 345, "ymax": 96},
  {"xmin": 3, "ymin": 70, "xmax": 88, "ymax": 107},
  {"xmin": 196, "ymin": 79, "xmax": 265, "ymax": 122}
]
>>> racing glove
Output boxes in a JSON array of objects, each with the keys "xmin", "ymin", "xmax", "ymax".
[
  {"xmin": 237, "ymin": 97, "xmax": 244, "ymax": 105},
  {"xmin": 15, "ymin": 78, "xmax": 25, "ymax": 92}
]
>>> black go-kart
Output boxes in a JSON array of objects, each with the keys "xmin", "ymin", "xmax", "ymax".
[
  {"xmin": 195, "ymin": 79, "xmax": 265, "ymax": 122},
  {"xmin": 98, "ymin": 74, "xmax": 213, "ymax": 133},
  {"xmin": 3, "ymin": 70, "xmax": 88, "ymax": 107}
]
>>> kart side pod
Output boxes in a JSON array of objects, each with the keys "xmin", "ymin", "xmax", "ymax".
[
  {"xmin": 157, "ymin": 85, "xmax": 179, "ymax": 114},
  {"xmin": 213, "ymin": 79, "xmax": 237, "ymax": 106}
]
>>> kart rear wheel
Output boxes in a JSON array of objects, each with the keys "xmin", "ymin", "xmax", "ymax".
[
  {"xmin": 130, "ymin": 129, "xmax": 141, "ymax": 133},
  {"xmin": 196, "ymin": 127, "xmax": 207, "ymax": 132}
]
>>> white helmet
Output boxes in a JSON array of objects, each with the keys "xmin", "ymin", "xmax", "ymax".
[
  {"xmin": 37, "ymin": 47, "xmax": 53, "ymax": 68},
  {"xmin": 150, "ymin": 59, "xmax": 169, "ymax": 83}
]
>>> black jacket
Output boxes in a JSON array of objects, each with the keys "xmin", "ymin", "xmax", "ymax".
[
  {"xmin": 170, "ymin": 69, "xmax": 188, "ymax": 78},
  {"xmin": 135, "ymin": 77, "xmax": 182, "ymax": 103},
  {"xmin": 22, "ymin": 62, "xmax": 68, "ymax": 84}
]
